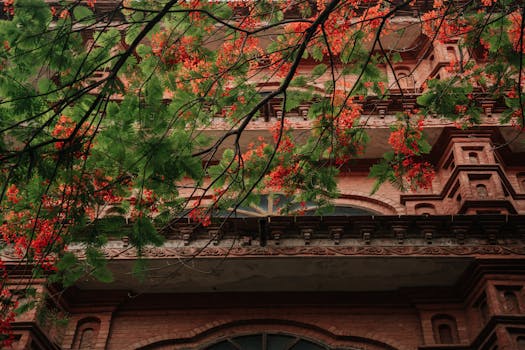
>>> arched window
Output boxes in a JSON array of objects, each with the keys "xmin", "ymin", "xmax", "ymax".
[
  {"xmin": 517, "ymin": 173, "xmax": 525, "ymax": 192},
  {"xmin": 438, "ymin": 324, "xmax": 454, "ymax": 344},
  {"xmin": 432, "ymin": 314, "xmax": 459, "ymax": 344},
  {"xmin": 216, "ymin": 194, "xmax": 378, "ymax": 217},
  {"xmin": 72, "ymin": 317, "xmax": 100, "ymax": 350},
  {"xmin": 504, "ymin": 292, "xmax": 520, "ymax": 313},
  {"xmin": 79, "ymin": 328, "xmax": 94, "ymax": 349},
  {"xmin": 393, "ymin": 67, "xmax": 415, "ymax": 90},
  {"xmin": 415, "ymin": 203, "xmax": 436, "ymax": 215},
  {"xmin": 468, "ymin": 152, "xmax": 479, "ymax": 164},
  {"xmin": 476, "ymin": 184, "xmax": 488, "ymax": 199},
  {"xmin": 447, "ymin": 46, "xmax": 458, "ymax": 61},
  {"xmin": 205, "ymin": 334, "xmax": 329, "ymax": 350}
]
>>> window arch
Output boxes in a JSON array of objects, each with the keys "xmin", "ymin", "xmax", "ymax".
[
  {"xmin": 437, "ymin": 324, "xmax": 454, "ymax": 344},
  {"xmin": 204, "ymin": 333, "xmax": 330, "ymax": 350},
  {"xmin": 517, "ymin": 173, "xmax": 525, "ymax": 192},
  {"xmin": 415, "ymin": 203, "xmax": 436, "ymax": 215},
  {"xmin": 446, "ymin": 46, "xmax": 458, "ymax": 61},
  {"xmin": 217, "ymin": 194, "xmax": 378, "ymax": 217},
  {"xmin": 431, "ymin": 314, "xmax": 459, "ymax": 344},
  {"xmin": 503, "ymin": 291, "xmax": 520, "ymax": 313},
  {"xmin": 476, "ymin": 184, "xmax": 488, "ymax": 198},
  {"xmin": 468, "ymin": 152, "xmax": 479, "ymax": 164},
  {"xmin": 72, "ymin": 317, "xmax": 101, "ymax": 350},
  {"xmin": 393, "ymin": 66, "xmax": 415, "ymax": 90}
]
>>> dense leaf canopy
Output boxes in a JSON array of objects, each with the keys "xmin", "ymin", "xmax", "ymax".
[{"xmin": 0, "ymin": 0, "xmax": 524, "ymax": 345}]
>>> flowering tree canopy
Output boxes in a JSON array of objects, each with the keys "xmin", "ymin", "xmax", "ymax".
[{"xmin": 0, "ymin": 0, "xmax": 524, "ymax": 345}]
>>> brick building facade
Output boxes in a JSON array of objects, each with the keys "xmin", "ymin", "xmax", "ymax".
[{"xmin": 3, "ymin": 2, "xmax": 525, "ymax": 350}]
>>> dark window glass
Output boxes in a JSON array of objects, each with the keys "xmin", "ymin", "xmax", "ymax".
[
  {"xmin": 234, "ymin": 335, "xmax": 262, "ymax": 349},
  {"xmin": 206, "ymin": 341, "xmax": 237, "ymax": 350},
  {"xmin": 438, "ymin": 324, "xmax": 453, "ymax": 344},
  {"xmin": 267, "ymin": 335, "xmax": 296, "ymax": 350},
  {"xmin": 207, "ymin": 334, "xmax": 328, "ymax": 350},
  {"xmin": 290, "ymin": 340, "xmax": 326, "ymax": 350}
]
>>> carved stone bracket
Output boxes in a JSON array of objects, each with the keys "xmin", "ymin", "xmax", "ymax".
[
  {"xmin": 356, "ymin": 222, "xmax": 375, "ymax": 245},
  {"xmin": 180, "ymin": 227, "xmax": 194, "ymax": 246},
  {"xmin": 377, "ymin": 102, "xmax": 390, "ymax": 117},
  {"xmin": 451, "ymin": 220, "xmax": 472, "ymax": 245},
  {"xmin": 241, "ymin": 235, "xmax": 252, "ymax": 246},
  {"xmin": 271, "ymin": 229, "xmax": 283, "ymax": 245},
  {"xmin": 480, "ymin": 218, "xmax": 505, "ymax": 245},
  {"xmin": 418, "ymin": 222, "xmax": 437, "ymax": 245},
  {"xmin": 329, "ymin": 226, "xmax": 344, "ymax": 245},
  {"xmin": 392, "ymin": 220, "xmax": 409, "ymax": 245},
  {"xmin": 299, "ymin": 106, "xmax": 309, "ymax": 120},
  {"xmin": 301, "ymin": 228, "xmax": 313, "ymax": 245},
  {"xmin": 208, "ymin": 227, "xmax": 222, "ymax": 246},
  {"xmin": 402, "ymin": 100, "xmax": 416, "ymax": 113},
  {"xmin": 480, "ymin": 99, "xmax": 496, "ymax": 119}
]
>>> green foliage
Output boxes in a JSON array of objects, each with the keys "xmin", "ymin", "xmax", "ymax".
[
  {"xmin": 0, "ymin": 0, "xmax": 523, "ymax": 309},
  {"xmin": 86, "ymin": 247, "xmax": 114, "ymax": 283}
]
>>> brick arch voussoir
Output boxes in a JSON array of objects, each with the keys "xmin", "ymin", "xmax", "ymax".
[
  {"xmin": 337, "ymin": 191, "xmax": 405, "ymax": 215},
  {"xmin": 127, "ymin": 318, "xmax": 403, "ymax": 350}
]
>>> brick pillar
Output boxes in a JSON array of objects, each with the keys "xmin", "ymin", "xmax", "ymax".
[
  {"xmin": 61, "ymin": 311, "xmax": 113, "ymax": 350},
  {"xmin": 95, "ymin": 311, "xmax": 113, "ymax": 350},
  {"xmin": 487, "ymin": 284, "xmax": 504, "ymax": 315},
  {"xmin": 495, "ymin": 325, "xmax": 514, "ymax": 350}
]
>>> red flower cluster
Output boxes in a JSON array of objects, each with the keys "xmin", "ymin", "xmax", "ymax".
[
  {"xmin": 188, "ymin": 201, "xmax": 211, "ymax": 227},
  {"xmin": 265, "ymin": 121, "xmax": 301, "ymax": 193},
  {"xmin": 51, "ymin": 115, "xmax": 93, "ymax": 159},
  {"xmin": 388, "ymin": 119, "xmax": 435, "ymax": 191},
  {"xmin": 422, "ymin": 10, "xmax": 473, "ymax": 43},
  {"xmin": 0, "ymin": 209, "xmax": 61, "ymax": 263},
  {"xmin": 509, "ymin": 12, "xmax": 525, "ymax": 53},
  {"xmin": 2, "ymin": 0, "xmax": 13, "ymax": 16},
  {"xmin": 266, "ymin": 163, "xmax": 300, "ymax": 191},
  {"xmin": 0, "ymin": 280, "xmax": 17, "ymax": 348},
  {"xmin": 128, "ymin": 188, "xmax": 158, "ymax": 220},
  {"xmin": 151, "ymin": 33, "xmax": 200, "ymax": 68},
  {"xmin": 6, "ymin": 184, "xmax": 19, "ymax": 204}
]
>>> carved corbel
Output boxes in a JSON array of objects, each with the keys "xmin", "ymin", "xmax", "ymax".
[
  {"xmin": 481, "ymin": 218, "xmax": 504, "ymax": 245},
  {"xmin": 301, "ymin": 228, "xmax": 313, "ymax": 245},
  {"xmin": 481, "ymin": 100, "xmax": 495, "ymax": 118},
  {"xmin": 402, "ymin": 101, "xmax": 416, "ymax": 113},
  {"xmin": 451, "ymin": 220, "xmax": 470, "ymax": 245},
  {"xmin": 299, "ymin": 106, "xmax": 309, "ymax": 121},
  {"xmin": 271, "ymin": 229, "xmax": 283, "ymax": 245},
  {"xmin": 377, "ymin": 102, "xmax": 390, "ymax": 118},
  {"xmin": 330, "ymin": 227, "xmax": 344, "ymax": 245},
  {"xmin": 241, "ymin": 235, "xmax": 252, "ymax": 246},
  {"xmin": 180, "ymin": 227, "xmax": 193, "ymax": 246},
  {"xmin": 392, "ymin": 221, "xmax": 408, "ymax": 245},
  {"xmin": 419, "ymin": 223, "xmax": 437, "ymax": 245},
  {"xmin": 208, "ymin": 227, "xmax": 222, "ymax": 246},
  {"xmin": 356, "ymin": 221, "xmax": 375, "ymax": 245}
]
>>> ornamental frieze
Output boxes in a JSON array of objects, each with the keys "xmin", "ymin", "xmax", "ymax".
[{"xmin": 58, "ymin": 244, "xmax": 525, "ymax": 260}]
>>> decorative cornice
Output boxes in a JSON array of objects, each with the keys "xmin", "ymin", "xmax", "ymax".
[{"xmin": 62, "ymin": 244, "xmax": 525, "ymax": 259}]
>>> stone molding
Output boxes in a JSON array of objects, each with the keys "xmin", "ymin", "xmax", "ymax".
[{"xmin": 60, "ymin": 244, "xmax": 525, "ymax": 260}]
